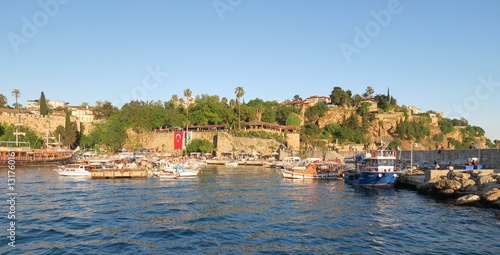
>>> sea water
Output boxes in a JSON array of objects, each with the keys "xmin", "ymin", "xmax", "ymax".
[{"xmin": 1, "ymin": 165, "xmax": 499, "ymax": 254}]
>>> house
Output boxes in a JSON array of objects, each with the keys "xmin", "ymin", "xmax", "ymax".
[
  {"xmin": 360, "ymin": 98, "xmax": 378, "ymax": 112},
  {"xmin": 304, "ymin": 96, "xmax": 331, "ymax": 106},
  {"xmin": 68, "ymin": 106, "xmax": 95, "ymax": 123}
]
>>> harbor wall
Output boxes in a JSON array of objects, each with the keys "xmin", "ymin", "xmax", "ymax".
[{"xmin": 338, "ymin": 149, "xmax": 500, "ymax": 169}]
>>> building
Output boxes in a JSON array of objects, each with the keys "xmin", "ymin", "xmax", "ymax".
[
  {"xmin": 26, "ymin": 99, "xmax": 69, "ymax": 112},
  {"xmin": 68, "ymin": 106, "xmax": 95, "ymax": 123},
  {"xmin": 304, "ymin": 96, "xmax": 331, "ymax": 106},
  {"xmin": 407, "ymin": 105, "xmax": 421, "ymax": 115}
]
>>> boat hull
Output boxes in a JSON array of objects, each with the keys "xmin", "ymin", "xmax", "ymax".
[
  {"xmin": 344, "ymin": 171, "xmax": 401, "ymax": 188},
  {"xmin": 281, "ymin": 169, "xmax": 339, "ymax": 179}
]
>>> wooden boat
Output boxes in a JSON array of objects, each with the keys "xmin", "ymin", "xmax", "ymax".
[{"xmin": 281, "ymin": 162, "xmax": 340, "ymax": 179}]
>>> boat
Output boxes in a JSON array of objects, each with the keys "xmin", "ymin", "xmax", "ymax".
[
  {"xmin": 344, "ymin": 149, "xmax": 401, "ymax": 188},
  {"xmin": 158, "ymin": 170, "xmax": 178, "ymax": 179},
  {"xmin": 0, "ymin": 123, "xmax": 77, "ymax": 166},
  {"xmin": 281, "ymin": 162, "xmax": 340, "ymax": 179},
  {"xmin": 225, "ymin": 160, "xmax": 238, "ymax": 167},
  {"xmin": 55, "ymin": 164, "xmax": 92, "ymax": 177},
  {"xmin": 174, "ymin": 164, "xmax": 200, "ymax": 177}
]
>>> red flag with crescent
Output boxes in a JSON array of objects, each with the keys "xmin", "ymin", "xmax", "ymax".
[{"xmin": 174, "ymin": 131, "xmax": 184, "ymax": 150}]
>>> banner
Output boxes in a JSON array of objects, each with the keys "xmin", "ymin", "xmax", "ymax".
[{"xmin": 174, "ymin": 131, "xmax": 184, "ymax": 150}]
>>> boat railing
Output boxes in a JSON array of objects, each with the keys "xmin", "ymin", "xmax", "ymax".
[{"xmin": 0, "ymin": 140, "xmax": 32, "ymax": 150}]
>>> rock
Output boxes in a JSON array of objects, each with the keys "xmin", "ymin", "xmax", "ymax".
[
  {"xmin": 438, "ymin": 189, "xmax": 455, "ymax": 198},
  {"xmin": 455, "ymin": 173, "xmax": 471, "ymax": 180},
  {"xmin": 482, "ymin": 183, "xmax": 500, "ymax": 191},
  {"xmin": 461, "ymin": 179, "xmax": 476, "ymax": 189},
  {"xmin": 480, "ymin": 188, "xmax": 500, "ymax": 202},
  {"xmin": 478, "ymin": 176, "xmax": 496, "ymax": 188},
  {"xmin": 435, "ymin": 179, "xmax": 462, "ymax": 191},
  {"xmin": 463, "ymin": 185, "xmax": 478, "ymax": 193},
  {"xmin": 456, "ymin": 194, "xmax": 481, "ymax": 206}
]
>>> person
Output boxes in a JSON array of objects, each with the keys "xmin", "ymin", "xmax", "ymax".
[{"xmin": 447, "ymin": 162, "xmax": 454, "ymax": 170}]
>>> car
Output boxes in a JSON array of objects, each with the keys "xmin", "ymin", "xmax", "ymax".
[{"xmin": 416, "ymin": 161, "xmax": 435, "ymax": 170}]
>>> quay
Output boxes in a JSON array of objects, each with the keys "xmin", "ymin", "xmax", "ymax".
[
  {"xmin": 205, "ymin": 160, "xmax": 264, "ymax": 166},
  {"xmin": 396, "ymin": 168, "xmax": 499, "ymax": 189},
  {"xmin": 91, "ymin": 169, "xmax": 148, "ymax": 179}
]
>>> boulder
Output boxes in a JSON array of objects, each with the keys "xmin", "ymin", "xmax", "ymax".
[
  {"xmin": 461, "ymin": 179, "xmax": 476, "ymax": 189},
  {"xmin": 478, "ymin": 176, "xmax": 497, "ymax": 188},
  {"xmin": 463, "ymin": 185, "xmax": 478, "ymax": 193},
  {"xmin": 435, "ymin": 179, "xmax": 462, "ymax": 191},
  {"xmin": 438, "ymin": 189, "xmax": 455, "ymax": 198},
  {"xmin": 455, "ymin": 173, "xmax": 471, "ymax": 180},
  {"xmin": 456, "ymin": 194, "xmax": 481, "ymax": 206},
  {"xmin": 480, "ymin": 188, "xmax": 500, "ymax": 202}
]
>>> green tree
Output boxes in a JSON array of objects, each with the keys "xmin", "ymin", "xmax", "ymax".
[
  {"xmin": 305, "ymin": 102, "xmax": 328, "ymax": 123},
  {"xmin": 11, "ymin": 89, "xmax": 21, "ymax": 111},
  {"xmin": 330, "ymin": 87, "xmax": 351, "ymax": 106},
  {"xmin": 39, "ymin": 91, "xmax": 49, "ymax": 116},
  {"xmin": 184, "ymin": 89, "xmax": 192, "ymax": 128},
  {"xmin": 363, "ymin": 86, "xmax": 374, "ymax": 98},
  {"xmin": 94, "ymin": 100, "xmax": 119, "ymax": 120},
  {"xmin": 285, "ymin": 114, "xmax": 301, "ymax": 126},
  {"xmin": 235, "ymin": 86, "xmax": 245, "ymax": 129},
  {"xmin": 439, "ymin": 118, "xmax": 454, "ymax": 134},
  {"xmin": 0, "ymin": 94, "xmax": 7, "ymax": 108},
  {"xmin": 186, "ymin": 139, "xmax": 214, "ymax": 155}
]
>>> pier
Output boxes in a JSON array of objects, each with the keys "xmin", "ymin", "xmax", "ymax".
[{"xmin": 91, "ymin": 169, "xmax": 148, "ymax": 179}]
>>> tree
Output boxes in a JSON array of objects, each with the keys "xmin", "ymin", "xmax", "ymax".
[
  {"xmin": 305, "ymin": 102, "xmax": 328, "ymax": 123},
  {"xmin": 94, "ymin": 100, "xmax": 119, "ymax": 120},
  {"xmin": 184, "ymin": 89, "xmax": 192, "ymax": 129},
  {"xmin": 293, "ymin": 95, "xmax": 302, "ymax": 101},
  {"xmin": 39, "ymin": 91, "xmax": 49, "ymax": 116},
  {"xmin": 11, "ymin": 89, "xmax": 21, "ymax": 111},
  {"xmin": 186, "ymin": 139, "xmax": 215, "ymax": 155},
  {"xmin": 363, "ymin": 86, "xmax": 374, "ymax": 98},
  {"xmin": 171, "ymin": 94, "xmax": 179, "ymax": 108},
  {"xmin": 330, "ymin": 87, "xmax": 351, "ymax": 106},
  {"xmin": 235, "ymin": 86, "xmax": 245, "ymax": 129},
  {"xmin": 0, "ymin": 94, "xmax": 7, "ymax": 108}
]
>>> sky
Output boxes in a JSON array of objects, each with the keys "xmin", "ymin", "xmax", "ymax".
[{"xmin": 1, "ymin": 0, "xmax": 499, "ymax": 140}]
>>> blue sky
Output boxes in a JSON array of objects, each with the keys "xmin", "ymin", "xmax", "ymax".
[{"xmin": 1, "ymin": 0, "xmax": 499, "ymax": 140}]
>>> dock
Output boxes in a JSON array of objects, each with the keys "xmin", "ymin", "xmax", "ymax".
[
  {"xmin": 91, "ymin": 169, "xmax": 148, "ymax": 179},
  {"xmin": 205, "ymin": 160, "xmax": 264, "ymax": 166},
  {"xmin": 396, "ymin": 174, "xmax": 424, "ymax": 189}
]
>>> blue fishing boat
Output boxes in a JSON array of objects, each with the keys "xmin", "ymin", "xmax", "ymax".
[{"xmin": 344, "ymin": 137, "xmax": 401, "ymax": 188}]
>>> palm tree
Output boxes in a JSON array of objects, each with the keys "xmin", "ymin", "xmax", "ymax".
[
  {"xmin": 171, "ymin": 94, "xmax": 179, "ymax": 108},
  {"xmin": 11, "ymin": 89, "xmax": 21, "ymax": 112},
  {"xmin": 184, "ymin": 89, "xmax": 192, "ymax": 129},
  {"xmin": 0, "ymin": 94, "xmax": 7, "ymax": 108},
  {"xmin": 234, "ymin": 86, "xmax": 245, "ymax": 129}
]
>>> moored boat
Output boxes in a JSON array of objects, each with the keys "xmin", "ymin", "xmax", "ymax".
[
  {"xmin": 55, "ymin": 164, "xmax": 91, "ymax": 177},
  {"xmin": 225, "ymin": 160, "xmax": 238, "ymax": 167},
  {"xmin": 281, "ymin": 162, "xmax": 340, "ymax": 179},
  {"xmin": 344, "ymin": 150, "xmax": 401, "ymax": 188},
  {"xmin": 158, "ymin": 170, "xmax": 178, "ymax": 179},
  {"xmin": 174, "ymin": 164, "xmax": 200, "ymax": 177}
]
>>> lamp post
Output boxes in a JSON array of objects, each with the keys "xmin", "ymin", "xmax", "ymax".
[{"xmin": 410, "ymin": 142, "xmax": 418, "ymax": 172}]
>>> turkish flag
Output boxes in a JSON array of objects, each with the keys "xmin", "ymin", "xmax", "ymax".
[{"xmin": 174, "ymin": 131, "xmax": 184, "ymax": 150}]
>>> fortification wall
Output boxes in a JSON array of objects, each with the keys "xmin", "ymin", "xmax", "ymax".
[{"xmin": 125, "ymin": 131, "xmax": 285, "ymax": 157}]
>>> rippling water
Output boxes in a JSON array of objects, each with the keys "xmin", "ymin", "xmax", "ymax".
[{"xmin": 1, "ymin": 165, "xmax": 499, "ymax": 254}]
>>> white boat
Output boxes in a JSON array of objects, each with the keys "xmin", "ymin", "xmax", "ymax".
[
  {"xmin": 158, "ymin": 170, "xmax": 178, "ymax": 179},
  {"xmin": 56, "ymin": 164, "xmax": 92, "ymax": 177},
  {"xmin": 225, "ymin": 160, "xmax": 238, "ymax": 167},
  {"xmin": 174, "ymin": 164, "xmax": 200, "ymax": 177}
]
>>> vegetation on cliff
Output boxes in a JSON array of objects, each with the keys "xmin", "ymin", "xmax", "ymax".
[{"xmin": 0, "ymin": 87, "xmax": 497, "ymax": 151}]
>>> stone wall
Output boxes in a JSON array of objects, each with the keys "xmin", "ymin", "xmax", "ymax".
[
  {"xmin": 399, "ymin": 149, "xmax": 500, "ymax": 168},
  {"xmin": 0, "ymin": 112, "xmax": 70, "ymax": 135},
  {"xmin": 125, "ymin": 131, "xmax": 284, "ymax": 157}
]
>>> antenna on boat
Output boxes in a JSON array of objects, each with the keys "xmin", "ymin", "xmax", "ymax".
[{"xmin": 379, "ymin": 136, "xmax": 393, "ymax": 150}]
